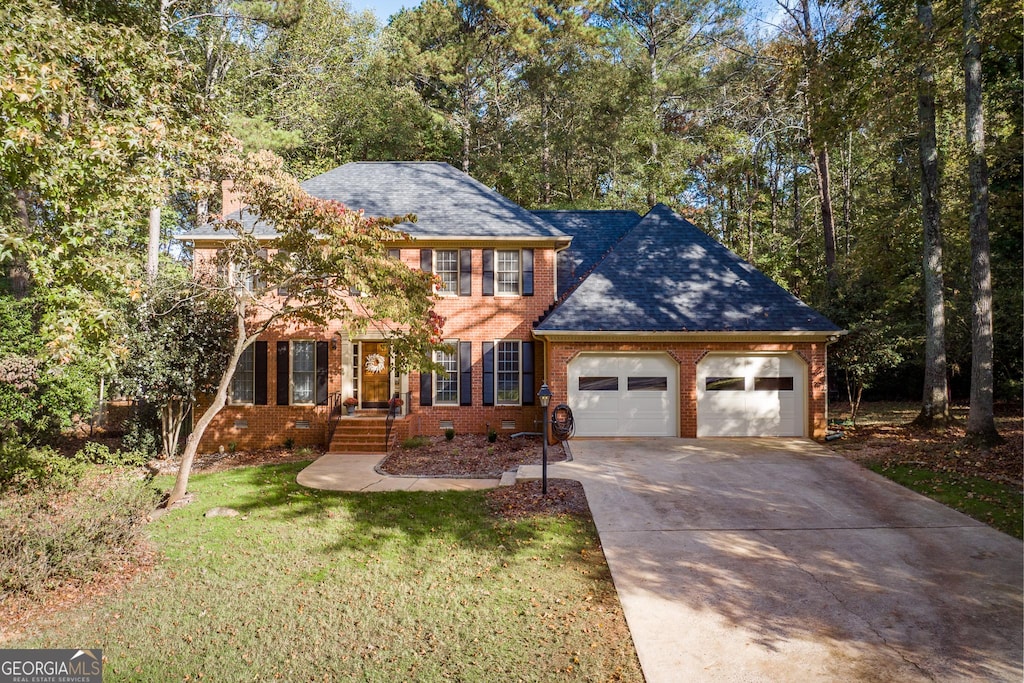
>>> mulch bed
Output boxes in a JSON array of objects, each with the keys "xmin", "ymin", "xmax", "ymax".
[
  {"xmin": 153, "ymin": 446, "xmax": 324, "ymax": 475},
  {"xmin": 379, "ymin": 433, "xmax": 567, "ymax": 478},
  {"xmin": 486, "ymin": 479, "xmax": 591, "ymax": 520}
]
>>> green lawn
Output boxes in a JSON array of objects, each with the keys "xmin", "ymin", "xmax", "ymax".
[
  {"xmin": 867, "ymin": 463, "xmax": 1023, "ymax": 538},
  {"xmin": 9, "ymin": 463, "xmax": 642, "ymax": 682}
]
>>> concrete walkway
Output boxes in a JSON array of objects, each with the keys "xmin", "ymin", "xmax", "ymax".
[
  {"xmin": 296, "ymin": 453, "xmax": 501, "ymax": 492},
  {"xmin": 519, "ymin": 438, "xmax": 1024, "ymax": 682}
]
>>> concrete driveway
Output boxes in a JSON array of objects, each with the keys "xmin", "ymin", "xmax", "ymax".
[{"xmin": 522, "ymin": 438, "xmax": 1023, "ymax": 682}]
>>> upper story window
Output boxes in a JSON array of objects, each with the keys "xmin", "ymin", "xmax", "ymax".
[
  {"xmin": 422, "ymin": 248, "xmax": 470, "ymax": 296},
  {"xmin": 435, "ymin": 250, "xmax": 459, "ymax": 295},
  {"xmin": 483, "ymin": 248, "xmax": 533, "ymax": 297},
  {"xmin": 496, "ymin": 250, "xmax": 520, "ymax": 295},
  {"xmin": 230, "ymin": 345, "xmax": 255, "ymax": 404}
]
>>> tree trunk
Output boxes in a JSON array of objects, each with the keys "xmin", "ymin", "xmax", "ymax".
[
  {"xmin": 541, "ymin": 94, "xmax": 551, "ymax": 205},
  {"xmin": 166, "ymin": 307, "xmax": 249, "ymax": 507},
  {"xmin": 646, "ymin": 40, "xmax": 659, "ymax": 207},
  {"xmin": 461, "ymin": 77, "xmax": 471, "ymax": 174},
  {"xmin": 913, "ymin": 0, "xmax": 951, "ymax": 427},
  {"xmin": 10, "ymin": 189, "xmax": 32, "ymax": 298},
  {"xmin": 963, "ymin": 0, "xmax": 999, "ymax": 442},
  {"xmin": 147, "ymin": 206, "xmax": 161, "ymax": 282},
  {"xmin": 161, "ymin": 398, "xmax": 191, "ymax": 459},
  {"xmin": 811, "ymin": 139, "xmax": 838, "ymax": 290},
  {"xmin": 842, "ymin": 131, "xmax": 853, "ymax": 256}
]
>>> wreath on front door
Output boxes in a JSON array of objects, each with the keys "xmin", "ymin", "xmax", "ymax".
[{"xmin": 364, "ymin": 353, "xmax": 386, "ymax": 374}]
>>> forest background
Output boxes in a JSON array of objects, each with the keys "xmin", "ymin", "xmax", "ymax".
[{"xmin": 1, "ymin": 0, "xmax": 1020, "ymax": 450}]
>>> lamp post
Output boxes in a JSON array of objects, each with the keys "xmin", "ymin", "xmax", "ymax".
[{"xmin": 538, "ymin": 383, "xmax": 552, "ymax": 495}]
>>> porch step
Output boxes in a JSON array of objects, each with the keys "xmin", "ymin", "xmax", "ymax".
[{"xmin": 329, "ymin": 416, "xmax": 395, "ymax": 455}]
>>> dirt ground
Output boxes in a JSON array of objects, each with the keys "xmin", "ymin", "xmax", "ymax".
[
  {"xmin": 379, "ymin": 433, "xmax": 567, "ymax": 477},
  {"xmin": 826, "ymin": 402, "xmax": 1022, "ymax": 487}
]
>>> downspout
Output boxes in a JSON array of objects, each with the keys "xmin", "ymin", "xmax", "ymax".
[{"xmin": 823, "ymin": 332, "xmax": 845, "ymax": 439}]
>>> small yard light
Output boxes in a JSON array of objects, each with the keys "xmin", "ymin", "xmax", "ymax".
[{"xmin": 538, "ymin": 383, "xmax": 552, "ymax": 495}]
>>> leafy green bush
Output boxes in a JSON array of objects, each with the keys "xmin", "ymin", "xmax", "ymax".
[
  {"xmin": 487, "ymin": 428, "xmax": 498, "ymax": 443},
  {"xmin": 0, "ymin": 473, "xmax": 157, "ymax": 597},
  {"xmin": 121, "ymin": 403, "xmax": 161, "ymax": 458},
  {"xmin": 401, "ymin": 436, "xmax": 429, "ymax": 449},
  {"xmin": 444, "ymin": 428, "xmax": 456, "ymax": 441},
  {"xmin": 0, "ymin": 295, "xmax": 102, "ymax": 443},
  {"xmin": 0, "ymin": 441, "xmax": 88, "ymax": 493},
  {"xmin": 76, "ymin": 441, "xmax": 148, "ymax": 468}
]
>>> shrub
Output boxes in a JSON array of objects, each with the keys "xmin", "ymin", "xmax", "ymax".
[
  {"xmin": 283, "ymin": 437, "xmax": 295, "ymax": 449},
  {"xmin": 444, "ymin": 428, "xmax": 455, "ymax": 441},
  {"xmin": 0, "ymin": 441, "xmax": 87, "ymax": 493},
  {"xmin": 121, "ymin": 402, "xmax": 161, "ymax": 457},
  {"xmin": 77, "ymin": 441, "xmax": 148, "ymax": 468},
  {"xmin": 0, "ymin": 473, "xmax": 157, "ymax": 597},
  {"xmin": 401, "ymin": 436, "xmax": 429, "ymax": 449},
  {"xmin": 487, "ymin": 428, "xmax": 498, "ymax": 443}
]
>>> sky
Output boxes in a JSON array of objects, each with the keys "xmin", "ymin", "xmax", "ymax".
[
  {"xmin": 345, "ymin": 0, "xmax": 787, "ymax": 35},
  {"xmin": 348, "ymin": 0, "xmax": 410, "ymax": 21}
]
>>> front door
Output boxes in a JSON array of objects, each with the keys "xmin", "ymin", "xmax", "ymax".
[{"xmin": 360, "ymin": 342, "xmax": 391, "ymax": 408}]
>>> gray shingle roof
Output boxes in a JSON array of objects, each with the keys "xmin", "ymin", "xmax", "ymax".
[
  {"xmin": 536, "ymin": 204, "xmax": 840, "ymax": 333},
  {"xmin": 531, "ymin": 210, "xmax": 641, "ymax": 296},
  {"xmin": 181, "ymin": 162, "xmax": 566, "ymax": 241}
]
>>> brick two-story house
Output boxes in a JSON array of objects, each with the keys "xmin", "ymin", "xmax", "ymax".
[{"xmin": 181, "ymin": 162, "xmax": 841, "ymax": 454}]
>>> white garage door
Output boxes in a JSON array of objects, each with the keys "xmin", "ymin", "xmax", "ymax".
[
  {"xmin": 697, "ymin": 354, "xmax": 806, "ymax": 437},
  {"xmin": 568, "ymin": 353, "xmax": 678, "ymax": 437}
]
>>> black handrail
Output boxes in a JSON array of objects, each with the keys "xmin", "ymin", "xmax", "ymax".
[
  {"xmin": 326, "ymin": 391, "xmax": 343, "ymax": 448},
  {"xmin": 384, "ymin": 393, "xmax": 401, "ymax": 453}
]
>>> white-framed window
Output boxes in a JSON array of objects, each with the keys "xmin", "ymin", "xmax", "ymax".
[
  {"xmin": 434, "ymin": 343, "xmax": 459, "ymax": 405},
  {"xmin": 496, "ymin": 250, "xmax": 520, "ymax": 295},
  {"xmin": 496, "ymin": 340, "xmax": 521, "ymax": 405},
  {"xmin": 230, "ymin": 345, "xmax": 255, "ymax": 404},
  {"xmin": 435, "ymin": 250, "xmax": 459, "ymax": 295},
  {"xmin": 291, "ymin": 340, "xmax": 316, "ymax": 405}
]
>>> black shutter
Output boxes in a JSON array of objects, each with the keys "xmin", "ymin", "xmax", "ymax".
[
  {"xmin": 420, "ymin": 249, "xmax": 432, "ymax": 273},
  {"xmin": 521, "ymin": 341, "xmax": 535, "ymax": 405},
  {"xmin": 459, "ymin": 249, "xmax": 472, "ymax": 296},
  {"xmin": 419, "ymin": 371, "xmax": 433, "ymax": 407},
  {"xmin": 388, "ymin": 248, "xmax": 400, "ymax": 260},
  {"xmin": 276, "ymin": 341, "xmax": 290, "ymax": 405},
  {"xmin": 315, "ymin": 341, "xmax": 329, "ymax": 406},
  {"xmin": 459, "ymin": 341, "xmax": 472, "ymax": 406},
  {"xmin": 482, "ymin": 341, "xmax": 494, "ymax": 406},
  {"xmin": 522, "ymin": 249, "xmax": 534, "ymax": 296},
  {"xmin": 482, "ymin": 249, "xmax": 494, "ymax": 296},
  {"xmin": 254, "ymin": 341, "xmax": 268, "ymax": 405}
]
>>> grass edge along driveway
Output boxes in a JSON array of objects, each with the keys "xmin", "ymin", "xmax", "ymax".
[{"xmin": 9, "ymin": 462, "xmax": 642, "ymax": 682}]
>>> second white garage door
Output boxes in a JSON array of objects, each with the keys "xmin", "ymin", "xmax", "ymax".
[
  {"xmin": 696, "ymin": 353, "xmax": 806, "ymax": 437},
  {"xmin": 568, "ymin": 353, "xmax": 678, "ymax": 437}
]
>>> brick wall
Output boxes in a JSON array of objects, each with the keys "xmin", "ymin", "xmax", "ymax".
[
  {"xmin": 545, "ymin": 339, "xmax": 830, "ymax": 440},
  {"xmin": 190, "ymin": 245, "xmax": 558, "ymax": 452},
  {"xmin": 188, "ymin": 239, "xmax": 831, "ymax": 451}
]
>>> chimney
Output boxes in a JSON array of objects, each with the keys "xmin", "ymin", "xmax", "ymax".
[{"xmin": 221, "ymin": 179, "xmax": 244, "ymax": 218}]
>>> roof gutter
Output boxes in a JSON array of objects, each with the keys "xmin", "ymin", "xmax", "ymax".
[{"xmin": 532, "ymin": 329, "xmax": 846, "ymax": 343}]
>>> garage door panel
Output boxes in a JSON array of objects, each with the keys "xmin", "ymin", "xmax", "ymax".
[
  {"xmin": 569, "ymin": 354, "xmax": 678, "ymax": 437},
  {"xmin": 697, "ymin": 354, "xmax": 805, "ymax": 438}
]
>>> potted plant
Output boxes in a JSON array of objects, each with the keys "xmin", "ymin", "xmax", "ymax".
[
  {"xmin": 343, "ymin": 396, "xmax": 357, "ymax": 415},
  {"xmin": 388, "ymin": 396, "xmax": 403, "ymax": 413}
]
